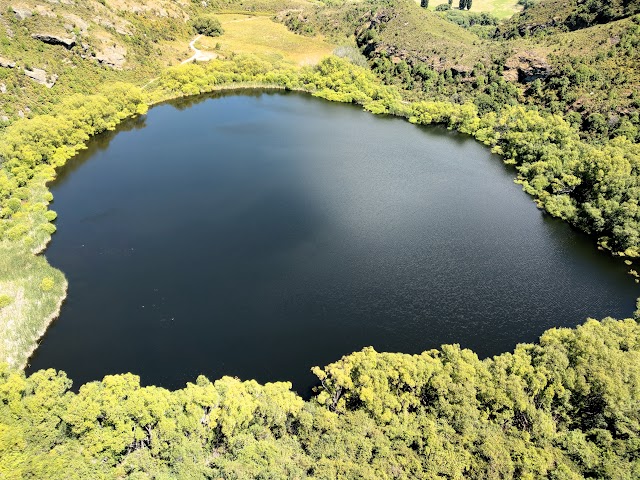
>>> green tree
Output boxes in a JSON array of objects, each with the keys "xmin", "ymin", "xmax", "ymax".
[{"xmin": 191, "ymin": 16, "xmax": 224, "ymax": 37}]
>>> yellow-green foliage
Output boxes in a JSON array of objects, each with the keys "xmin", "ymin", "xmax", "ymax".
[
  {"xmin": 0, "ymin": 83, "xmax": 148, "ymax": 249},
  {"xmin": 0, "ymin": 295, "xmax": 11, "ymax": 309},
  {"xmin": 401, "ymin": 97, "xmax": 640, "ymax": 256},
  {"xmin": 0, "ymin": 83, "xmax": 147, "ymax": 369},
  {"xmin": 0, "ymin": 318, "xmax": 638, "ymax": 478}
]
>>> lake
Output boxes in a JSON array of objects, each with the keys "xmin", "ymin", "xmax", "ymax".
[{"xmin": 27, "ymin": 91, "xmax": 639, "ymax": 394}]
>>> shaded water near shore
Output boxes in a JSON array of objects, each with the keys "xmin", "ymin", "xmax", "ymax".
[{"xmin": 28, "ymin": 91, "xmax": 639, "ymax": 394}]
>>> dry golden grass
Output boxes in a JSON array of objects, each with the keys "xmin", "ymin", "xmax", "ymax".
[
  {"xmin": 423, "ymin": 0, "xmax": 522, "ymax": 19},
  {"xmin": 197, "ymin": 14, "xmax": 335, "ymax": 65}
]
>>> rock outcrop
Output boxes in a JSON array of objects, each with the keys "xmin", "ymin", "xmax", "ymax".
[
  {"xmin": 94, "ymin": 44, "xmax": 127, "ymax": 69},
  {"xmin": 63, "ymin": 14, "xmax": 89, "ymax": 34},
  {"xmin": 34, "ymin": 5, "xmax": 56, "ymax": 18},
  {"xmin": 0, "ymin": 57, "xmax": 16, "ymax": 69},
  {"xmin": 24, "ymin": 68, "xmax": 58, "ymax": 88},
  {"xmin": 11, "ymin": 6, "xmax": 32, "ymax": 21},
  {"xmin": 31, "ymin": 33, "xmax": 77, "ymax": 49},
  {"xmin": 503, "ymin": 52, "xmax": 552, "ymax": 83}
]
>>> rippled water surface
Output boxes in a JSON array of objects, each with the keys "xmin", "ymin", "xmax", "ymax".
[{"xmin": 28, "ymin": 91, "xmax": 639, "ymax": 393}]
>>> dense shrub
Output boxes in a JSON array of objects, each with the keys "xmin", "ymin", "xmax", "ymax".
[
  {"xmin": 191, "ymin": 16, "xmax": 224, "ymax": 37},
  {"xmin": 1, "ymin": 318, "xmax": 638, "ymax": 478}
]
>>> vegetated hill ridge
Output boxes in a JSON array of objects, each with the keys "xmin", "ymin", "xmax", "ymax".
[
  {"xmin": 355, "ymin": 0, "xmax": 493, "ymax": 73},
  {"xmin": 499, "ymin": 0, "xmax": 640, "ymax": 37}
]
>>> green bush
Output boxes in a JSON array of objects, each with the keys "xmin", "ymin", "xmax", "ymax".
[
  {"xmin": 191, "ymin": 16, "xmax": 224, "ymax": 37},
  {"xmin": 0, "ymin": 295, "xmax": 11, "ymax": 309},
  {"xmin": 39, "ymin": 277, "xmax": 55, "ymax": 291}
]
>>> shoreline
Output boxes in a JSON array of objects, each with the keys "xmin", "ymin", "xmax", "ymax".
[
  {"xmin": 8, "ymin": 59, "xmax": 639, "ymax": 374},
  {"xmin": 20, "ymin": 278, "xmax": 68, "ymax": 370},
  {"xmin": 16, "ymin": 81, "xmax": 313, "ymax": 371}
]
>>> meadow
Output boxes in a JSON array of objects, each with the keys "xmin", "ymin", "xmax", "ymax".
[{"xmin": 198, "ymin": 14, "xmax": 335, "ymax": 65}]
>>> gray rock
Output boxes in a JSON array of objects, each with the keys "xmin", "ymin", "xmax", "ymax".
[
  {"xmin": 0, "ymin": 116, "xmax": 9, "ymax": 122},
  {"xmin": 0, "ymin": 57, "xmax": 16, "ymax": 69},
  {"xmin": 24, "ymin": 68, "xmax": 58, "ymax": 88},
  {"xmin": 12, "ymin": 6, "xmax": 32, "ymax": 20},
  {"xmin": 94, "ymin": 44, "xmax": 126, "ymax": 69},
  {"xmin": 34, "ymin": 5, "xmax": 56, "ymax": 17},
  {"xmin": 0, "ymin": 83, "xmax": 6, "ymax": 94},
  {"xmin": 63, "ymin": 14, "xmax": 89, "ymax": 34},
  {"xmin": 31, "ymin": 33, "xmax": 77, "ymax": 49},
  {"xmin": 503, "ymin": 52, "xmax": 552, "ymax": 84}
]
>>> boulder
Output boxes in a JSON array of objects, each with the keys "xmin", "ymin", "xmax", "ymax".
[
  {"xmin": 24, "ymin": 68, "xmax": 58, "ymax": 88},
  {"xmin": 63, "ymin": 14, "xmax": 89, "ymax": 34},
  {"xmin": 11, "ymin": 6, "xmax": 32, "ymax": 20},
  {"xmin": 34, "ymin": 5, "xmax": 56, "ymax": 17},
  {"xmin": 31, "ymin": 33, "xmax": 77, "ymax": 49},
  {"xmin": 94, "ymin": 44, "xmax": 126, "ymax": 69},
  {"xmin": 0, "ymin": 57, "xmax": 16, "ymax": 69},
  {"xmin": 0, "ymin": 83, "xmax": 6, "ymax": 94}
]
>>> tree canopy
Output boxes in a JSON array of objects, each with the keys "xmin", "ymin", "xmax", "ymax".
[{"xmin": 1, "ymin": 318, "xmax": 638, "ymax": 478}]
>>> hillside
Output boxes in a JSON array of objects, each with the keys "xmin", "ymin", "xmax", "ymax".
[
  {"xmin": 499, "ymin": 0, "xmax": 640, "ymax": 37},
  {"xmin": 507, "ymin": 15, "xmax": 640, "ymax": 141},
  {"xmin": 0, "ymin": 0, "xmax": 312, "ymax": 123}
]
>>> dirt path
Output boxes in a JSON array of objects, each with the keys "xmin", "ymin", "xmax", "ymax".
[
  {"xmin": 142, "ymin": 35, "xmax": 217, "ymax": 90},
  {"xmin": 182, "ymin": 35, "xmax": 217, "ymax": 64}
]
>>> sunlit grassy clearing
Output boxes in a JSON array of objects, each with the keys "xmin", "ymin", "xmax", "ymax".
[
  {"xmin": 422, "ymin": 0, "xmax": 522, "ymax": 19},
  {"xmin": 198, "ymin": 14, "xmax": 335, "ymax": 65}
]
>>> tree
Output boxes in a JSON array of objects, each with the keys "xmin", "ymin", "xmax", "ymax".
[
  {"xmin": 191, "ymin": 16, "xmax": 223, "ymax": 37},
  {"xmin": 421, "ymin": 0, "xmax": 429, "ymax": 7}
]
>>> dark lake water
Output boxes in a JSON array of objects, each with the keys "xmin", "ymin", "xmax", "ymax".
[{"xmin": 27, "ymin": 90, "xmax": 639, "ymax": 394}]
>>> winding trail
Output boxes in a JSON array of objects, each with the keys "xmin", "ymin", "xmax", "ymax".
[
  {"xmin": 142, "ymin": 35, "xmax": 216, "ymax": 90},
  {"xmin": 182, "ymin": 35, "xmax": 217, "ymax": 64}
]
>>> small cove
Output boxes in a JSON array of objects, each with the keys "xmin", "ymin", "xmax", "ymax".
[{"xmin": 27, "ymin": 90, "xmax": 639, "ymax": 394}]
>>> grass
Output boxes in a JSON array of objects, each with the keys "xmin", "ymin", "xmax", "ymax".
[
  {"xmin": 421, "ymin": 0, "xmax": 522, "ymax": 19},
  {"xmin": 0, "ymin": 246, "xmax": 67, "ymax": 369},
  {"xmin": 197, "ymin": 14, "xmax": 336, "ymax": 65}
]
